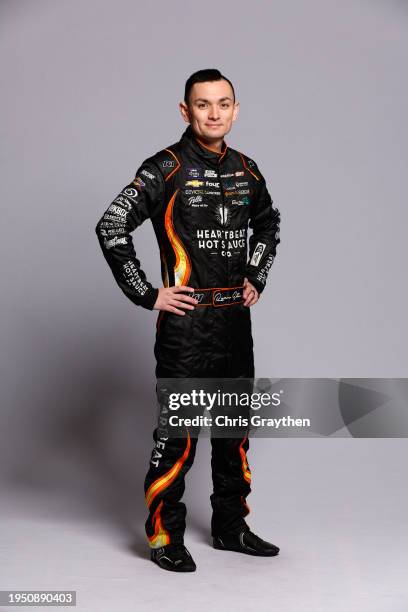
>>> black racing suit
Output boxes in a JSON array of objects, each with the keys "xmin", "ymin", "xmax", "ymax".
[{"xmin": 95, "ymin": 124, "xmax": 280, "ymax": 547}]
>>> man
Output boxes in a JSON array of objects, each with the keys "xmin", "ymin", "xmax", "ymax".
[{"xmin": 95, "ymin": 69, "xmax": 281, "ymax": 572}]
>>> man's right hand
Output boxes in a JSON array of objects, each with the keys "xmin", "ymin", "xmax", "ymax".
[{"xmin": 153, "ymin": 286, "xmax": 198, "ymax": 315}]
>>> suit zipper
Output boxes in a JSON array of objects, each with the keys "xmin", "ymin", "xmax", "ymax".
[{"xmin": 217, "ymin": 159, "xmax": 229, "ymax": 282}]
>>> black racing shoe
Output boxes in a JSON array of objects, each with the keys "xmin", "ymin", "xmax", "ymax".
[
  {"xmin": 150, "ymin": 543, "xmax": 197, "ymax": 572},
  {"xmin": 213, "ymin": 530, "xmax": 280, "ymax": 557}
]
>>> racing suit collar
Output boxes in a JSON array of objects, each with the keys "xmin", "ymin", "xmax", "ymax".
[{"xmin": 180, "ymin": 124, "xmax": 229, "ymax": 164}]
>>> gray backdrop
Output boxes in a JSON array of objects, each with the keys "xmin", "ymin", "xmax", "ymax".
[{"xmin": 1, "ymin": 1, "xmax": 407, "ymax": 611}]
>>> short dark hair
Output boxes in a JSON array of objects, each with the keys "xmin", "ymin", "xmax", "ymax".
[{"xmin": 184, "ymin": 69, "xmax": 236, "ymax": 106}]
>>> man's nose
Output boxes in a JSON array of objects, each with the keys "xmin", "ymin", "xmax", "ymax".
[{"xmin": 208, "ymin": 105, "xmax": 220, "ymax": 119}]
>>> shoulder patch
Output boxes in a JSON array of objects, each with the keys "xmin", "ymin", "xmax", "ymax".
[
  {"xmin": 236, "ymin": 151, "xmax": 261, "ymax": 181},
  {"xmin": 149, "ymin": 145, "xmax": 182, "ymax": 182}
]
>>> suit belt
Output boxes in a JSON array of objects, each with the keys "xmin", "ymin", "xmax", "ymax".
[{"xmin": 189, "ymin": 285, "xmax": 244, "ymax": 307}]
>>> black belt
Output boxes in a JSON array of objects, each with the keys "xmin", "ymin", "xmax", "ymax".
[{"xmin": 190, "ymin": 286, "xmax": 244, "ymax": 307}]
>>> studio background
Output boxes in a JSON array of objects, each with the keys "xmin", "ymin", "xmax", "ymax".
[{"xmin": 1, "ymin": 1, "xmax": 407, "ymax": 611}]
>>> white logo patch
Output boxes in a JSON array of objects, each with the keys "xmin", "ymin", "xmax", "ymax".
[{"xmin": 249, "ymin": 242, "xmax": 266, "ymax": 267}]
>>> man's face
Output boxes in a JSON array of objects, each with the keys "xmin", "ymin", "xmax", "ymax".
[{"xmin": 180, "ymin": 79, "xmax": 239, "ymax": 142}]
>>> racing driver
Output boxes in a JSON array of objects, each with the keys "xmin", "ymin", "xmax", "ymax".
[{"xmin": 95, "ymin": 69, "xmax": 281, "ymax": 572}]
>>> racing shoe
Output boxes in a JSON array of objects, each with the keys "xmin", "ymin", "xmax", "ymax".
[
  {"xmin": 213, "ymin": 530, "xmax": 280, "ymax": 557},
  {"xmin": 151, "ymin": 543, "xmax": 197, "ymax": 572}
]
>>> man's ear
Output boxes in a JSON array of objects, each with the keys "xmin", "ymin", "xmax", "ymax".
[
  {"xmin": 179, "ymin": 101, "xmax": 190, "ymax": 123},
  {"xmin": 232, "ymin": 101, "xmax": 240, "ymax": 122}
]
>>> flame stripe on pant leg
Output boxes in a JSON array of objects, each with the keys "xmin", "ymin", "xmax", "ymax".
[
  {"xmin": 239, "ymin": 435, "xmax": 252, "ymax": 484},
  {"xmin": 145, "ymin": 430, "xmax": 191, "ymax": 509},
  {"xmin": 148, "ymin": 500, "xmax": 171, "ymax": 548}
]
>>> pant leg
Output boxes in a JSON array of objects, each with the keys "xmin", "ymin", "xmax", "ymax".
[
  {"xmin": 144, "ymin": 311, "xmax": 199, "ymax": 548},
  {"xmin": 210, "ymin": 433, "xmax": 251, "ymax": 536},
  {"xmin": 210, "ymin": 304, "xmax": 255, "ymax": 536},
  {"xmin": 144, "ymin": 426, "xmax": 198, "ymax": 547}
]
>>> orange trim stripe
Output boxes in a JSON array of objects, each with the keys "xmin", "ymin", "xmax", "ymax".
[
  {"xmin": 164, "ymin": 148, "xmax": 181, "ymax": 181},
  {"xmin": 241, "ymin": 495, "xmax": 251, "ymax": 515},
  {"xmin": 195, "ymin": 136, "xmax": 228, "ymax": 158},
  {"xmin": 239, "ymin": 435, "xmax": 251, "ymax": 483},
  {"xmin": 145, "ymin": 430, "xmax": 191, "ymax": 508},
  {"xmin": 238, "ymin": 152, "xmax": 260, "ymax": 181}
]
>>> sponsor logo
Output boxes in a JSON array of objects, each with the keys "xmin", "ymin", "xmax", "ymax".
[
  {"xmin": 100, "ymin": 226, "xmax": 127, "ymax": 236},
  {"xmin": 215, "ymin": 205, "xmax": 230, "ymax": 227},
  {"xmin": 214, "ymin": 290, "xmax": 242, "ymax": 304},
  {"xmin": 185, "ymin": 179, "xmax": 204, "ymax": 187},
  {"xmin": 186, "ymin": 167, "xmax": 203, "ymax": 178},
  {"xmin": 132, "ymin": 176, "xmax": 146, "ymax": 189},
  {"xmin": 206, "ymin": 181, "xmax": 220, "ymax": 188},
  {"xmin": 162, "ymin": 160, "xmax": 176, "ymax": 168},
  {"xmin": 204, "ymin": 169, "xmax": 217, "ymax": 178},
  {"xmin": 107, "ymin": 203, "xmax": 128, "ymax": 218},
  {"xmin": 140, "ymin": 169, "xmax": 155, "ymax": 180},
  {"xmin": 196, "ymin": 228, "xmax": 247, "ymax": 239},
  {"xmin": 196, "ymin": 228, "xmax": 247, "ymax": 257},
  {"xmin": 247, "ymin": 158, "xmax": 255, "ymax": 168},
  {"xmin": 184, "ymin": 189, "xmax": 205, "ymax": 195},
  {"xmin": 249, "ymin": 242, "xmax": 266, "ymax": 267},
  {"xmin": 113, "ymin": 195, "xmax": 132, "ymax": 210},
  {"xmin": 188, "ymin": 195, "xmax": 203, "ymax": 205},
  {"xmin": 220, "ymin": 172, "xmax": 234, "ymax": 178},
  {"xmin": 192, "ymin": 292, "xmax": 205, "ymax": 303},
  {"xmin": 231, "ymin": 196, "xmax": 250, "ymax": 206},
  {"xmin": 225, "ymin": 189, "xmax": 250, "ymax": 197},
  {"xmin": 100, "ymin": 214, "xmax": 127, "ymax": 224},
  {"xmin": 235, "ymin": 171, "xmax": 244, "ymax": 176},
  {"xmin": 224, "ymin": 181, "xmax": 236, "ymax": 190},
  {"xmin": 256, "ymin": 253, "xmax": 275, "ymax": 284},
  {"xmin": 104, "ymin": 236, "xmax": 128, "ymax": 249},
  {"xmin": 123, "ymin": 187, "xmax": 138, "ymax": 200},
  {"xmin": 122, "ymin": 260, "xmax": 148, "ymax": 296},
  {"xmin": 235, "ymin": 181, "xmax": 248, "ymax": 187}
]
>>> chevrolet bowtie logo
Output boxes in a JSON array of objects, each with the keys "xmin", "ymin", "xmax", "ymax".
[{"xmin": 185, "ymin": 180, "xmax": 204, "ymax": 187}]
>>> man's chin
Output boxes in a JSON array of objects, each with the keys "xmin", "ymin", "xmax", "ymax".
[{"xmin": 201, "ymin": 128, "xmax": 227, "ymax": 141}]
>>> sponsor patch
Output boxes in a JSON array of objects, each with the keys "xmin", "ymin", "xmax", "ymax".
[
  {"xmin": 132, "ymin": 176, "xmax": 146, "ymax": 189},
  {"xmin": 186, "ymin": 167, "xmax": 203, "ymax": 178},
  {"xmin": 185, "ymin": 180, "xmax": 204, "ymax": 187},
  {"xmin": 140, "ymin": 169, "xmax": 156, "ymax": 180},
  {"xmin": 104, "ymin": 236, "xmax": 128, "ymax": 249},
  {"xmin": 204, "ymin": 169, "xmax": 217, "ymax": 178},
  {"xmin": 249, "ymin": 242, "xmax": 266, "ymax": 267},
  {"xmin": 188, "ymin": 195, "xmax": 203, "ymax": 205}
]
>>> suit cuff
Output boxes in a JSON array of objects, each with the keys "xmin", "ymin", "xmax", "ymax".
[
  {"xmin": 245, "ymin": 274, "xmax": 265, "ymax": 295},
  {"xmin": 141, "ymin": 287, "xmax": 159, "ymax": 310}
]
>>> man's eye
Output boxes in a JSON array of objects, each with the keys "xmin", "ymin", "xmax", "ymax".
[{"xmin": 221, "ymin": 104, "xmax": 230, "ymax": 108}]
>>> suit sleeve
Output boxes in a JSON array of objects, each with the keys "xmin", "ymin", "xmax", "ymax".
[
  {"xmin": 245, "ymin": 165, "xmax": 281, "ymax": 294},
  {"xmin": 95, "ymin": 161, "xmax": 164, "ymax": 310}
]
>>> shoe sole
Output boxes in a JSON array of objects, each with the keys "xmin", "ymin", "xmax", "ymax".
[
  {"xmin": 213, "ymin": 541, "xmax": 279, "ymax": 557},
  {"xmin": 151, "ymin": 557, "xmax": 196, "ymax": 572}
]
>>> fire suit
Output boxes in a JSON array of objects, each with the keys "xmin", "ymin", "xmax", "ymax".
[{"xmin": 95, "ymin": 124, "xmax": 280, "ymax": 548}]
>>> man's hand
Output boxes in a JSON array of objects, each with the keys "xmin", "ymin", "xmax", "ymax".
[
  {"xmin": 243, "ymin": 277, "xmax": 259, "ymax": 307},
  {"xmin": 153, "ymin": 286, "xmax": 198, "ymax": 315}
]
